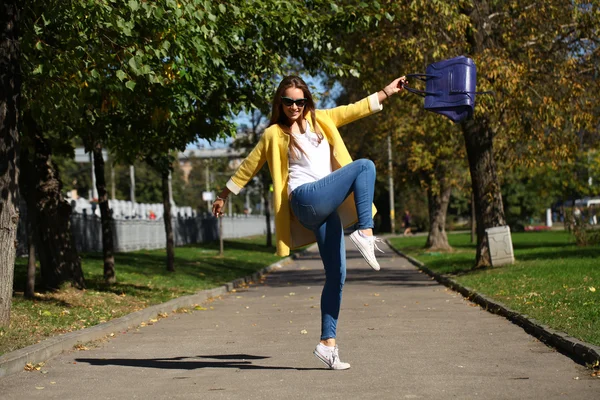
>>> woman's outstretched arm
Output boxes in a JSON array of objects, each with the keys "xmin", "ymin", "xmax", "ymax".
[{"xmin": 377, "ymin": 76, "xmax": 408, "ymax": 104}]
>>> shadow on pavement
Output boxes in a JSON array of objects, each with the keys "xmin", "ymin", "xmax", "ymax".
[
  {"xmin": 267, "ymin": 252, "xmax": 437, "ymax": 288},
  {"xmin": 75, "ymin": 355, "xmax": 322, "ymax": 371}
]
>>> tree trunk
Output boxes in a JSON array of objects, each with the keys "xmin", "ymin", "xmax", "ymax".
[
  {"xmin": 425, "ymin": 178, "xmax": 453, "ymax": 251},
  {"xmin": 20, "ymin": 149, "xmax": 38, "ymax": 298},
  {"xmin": 462, "ymin": 1, "xmax": 507, "ymax": 267},
  {"xmin": 261, "ymin": 172, "xmax": 272, "ymax": 247},
  {"xmin": 0, "ymin": 0, "xmax": 21, "ymax": 327},
  {"xmin": 93, "ymin": 143, "xmax": 115, "ymax": 284},
  {"xmin": 26, "ymin": 229, "xmax": 36, "ymax": 297},
  {"xmin": 162, "ymin": 172, "xmax": 175, "ymax": 272},
  {"xmin": 470, "ymin": 191, "xmax": 476, "ymax": 244},
  {"xmin": 32, "ymin": 131, "xmax": 85, "ymax": 290},
  {"xmin": 462, "ymin": 117, "xmax": 506, "ymax": 267}
]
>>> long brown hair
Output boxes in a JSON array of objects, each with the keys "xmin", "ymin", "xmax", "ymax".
[{"xmin": 269, "ymin": 76, "xmax": 323, "ymax": 160}]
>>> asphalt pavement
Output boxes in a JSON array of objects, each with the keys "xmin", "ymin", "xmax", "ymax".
[{"xmin": 0, "ymin": 237, "xmax": 598, "ymax": 399}]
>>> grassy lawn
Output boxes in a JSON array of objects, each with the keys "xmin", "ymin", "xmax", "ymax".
[
  {"xmin": 388, "ymin": 231, "xmax": 600, "ymax": 347},
  {"xmin": 1, "ymin": 236, "xmax": 286, "ymax": 356}
]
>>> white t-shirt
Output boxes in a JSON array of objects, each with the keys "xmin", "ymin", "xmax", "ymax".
[{"xmin": 287, "ymin": 123, "xmax": 332, "ymax": 196}]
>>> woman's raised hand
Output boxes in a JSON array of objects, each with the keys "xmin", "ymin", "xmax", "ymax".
[
  {"xmin": 384, "ymin": 76, "xmax": 408, "ymax": 97},
  {"xmin": 212, "ymin": 198, "xmax": 225, "ymax": 218}
]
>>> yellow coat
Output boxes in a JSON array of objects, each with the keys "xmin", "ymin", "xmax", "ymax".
[{"xmin": 226, "ymin": 94, "xmax": 381, "ymax": 256}]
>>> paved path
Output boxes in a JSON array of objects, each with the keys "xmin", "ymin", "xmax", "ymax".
[{"xmin": 1, "ymin": 238, "xmax": 598, "ymax": 399}]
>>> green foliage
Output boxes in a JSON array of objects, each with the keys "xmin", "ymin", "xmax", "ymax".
[
  {"xmin": 20, "ymin": 0, "xmax": 391, "ymax": 170},
  {"xmin": 564, "ymin": 208, "xmax": 600, "ymax": 247}
]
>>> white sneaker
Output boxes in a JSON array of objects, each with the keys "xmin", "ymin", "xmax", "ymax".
[
  {"xmin": 349, "ymin": 230, "xmax": 384, "ymax": 271},
  {"xmin": 313, "ymin": 344, "xmax": 351, "ymax": 370}
]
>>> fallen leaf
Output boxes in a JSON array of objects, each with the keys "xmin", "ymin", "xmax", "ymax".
[
  {"xmin": 35, "ymin": 386, "xmax": 45, "ymax": 390},
  {"xmin": 590, "ymin": 287, "xmax": 596, "ymax": 292},
  {"xmin": 194, "ymin": 306, "xmax": 207, "ymax": 311},
  {"xmin": 289, "ymin": 292, "xmax": 296, "ymax": 296},
  {"xmin": 24, "ymin": 363, "xmax": 40, "ymax": 371},
  {"xmin": 300, "ymin": 329, "xmax": 308, "ymax": 335}
]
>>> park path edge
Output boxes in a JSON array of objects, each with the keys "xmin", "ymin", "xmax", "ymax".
[
  {"xmin": 384, "ymin": 238, "xmax": 600, "ymax": 369},
  {"xmin": 0, "ymin": 245, "xmax": 316, "ymax": 379}
]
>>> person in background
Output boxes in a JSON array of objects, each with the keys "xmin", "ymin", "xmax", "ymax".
[
  {"xmin": 212, "ymin": 74, "xmax": 407, "ymax": 370},
  {"xmin": 403, "ymin": 209, "xmax": 413, "ymax": 236}
]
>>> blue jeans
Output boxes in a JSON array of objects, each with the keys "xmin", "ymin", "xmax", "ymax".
[{"xmin": 289, "ymin": 159, "xmax": 376, "ymax": 340}]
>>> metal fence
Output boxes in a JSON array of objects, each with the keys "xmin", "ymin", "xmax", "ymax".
[{"xmin": 16, "ymin": 202, "xmax": 274, "ymax": 255}]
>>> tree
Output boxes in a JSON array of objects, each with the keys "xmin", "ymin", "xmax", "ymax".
[
  {"xmin": 6, "ymin": 0, "xmax": 415, "ymax": 294},
  {"xmin": 93, "ymin": 142, "xmax": 116, "ymax": 283},
  {"xmin": 458, "ymin": 0, "xmax": 599, "ymax": 266},
  {"xmin": 0, "ymin": 0, "xmax": 21, "ymax": 326},
  {"xmin": 331, "ymin": 0, "xmax": 600, "ymax": 266},
  {"xmin": 19, "ymin": 147, "xmax": 37, "ymax": 298},
  {"xmin": 18, "ymin": 1, "xmax": 88, "ymax": 291}
]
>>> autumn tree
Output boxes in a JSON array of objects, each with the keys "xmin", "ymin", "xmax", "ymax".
[
  {"xmin": 0, "ymin": 1, "xmax": 21, "ymax": 326},
  {"xmin": 332, "ymin": 1, "xmax": 599, "ymax": 266}
]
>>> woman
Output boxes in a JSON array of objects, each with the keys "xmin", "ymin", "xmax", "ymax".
[{"xmin": 212, "ymin": 75, "xmax": 406, "ymax": 370}]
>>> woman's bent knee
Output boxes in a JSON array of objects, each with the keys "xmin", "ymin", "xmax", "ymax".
[{"xmin": 355, "ymin": 158, "xmax": 375, "ymax": 173}]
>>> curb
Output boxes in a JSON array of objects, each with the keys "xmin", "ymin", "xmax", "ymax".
[
  {"xmin": 385, "ymin": 239, "xmax": 600, "ymax": 368},
  {"xmin": 0, "ymin": 245, "xmax": 315, "ymax": 379}
]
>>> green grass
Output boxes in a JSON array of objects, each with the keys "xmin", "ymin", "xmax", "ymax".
[
  {"xmin": 1, "ymin": 236, "xmax": 286, "ymax": 356},
  {"xmin": 388, "ymin": 231, "xmax": 600, "ymax": 347}
]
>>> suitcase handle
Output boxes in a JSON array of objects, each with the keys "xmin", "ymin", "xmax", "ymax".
[
  {"xmin": 404, "ymin": 72, "xmax": 493, "ymax": 96},
  {"xmin": 402, "ymin": 85, "xmax": 439, "ymax": 97},
  {"xmin": 405, "ymin": 73, "xmax": 440, "ymax": 81},
  {"xmin": 403, "ymin": 73, "xmax": 441, "ymax": 96}
]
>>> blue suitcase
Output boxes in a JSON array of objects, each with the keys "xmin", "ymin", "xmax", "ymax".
[{"xmin": 405, "ymin": 56, "xmax": 490, "ymax": 123}]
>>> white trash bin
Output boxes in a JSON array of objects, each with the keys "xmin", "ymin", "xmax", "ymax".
[{"xmin": 485, "ymin": 225, "xmax": 515, "ymax": 267}]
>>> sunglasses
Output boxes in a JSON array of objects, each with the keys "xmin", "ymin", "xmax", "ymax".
[{"xmin": 281, "ymin": 97, "xmax": 307, "ymax": 107}]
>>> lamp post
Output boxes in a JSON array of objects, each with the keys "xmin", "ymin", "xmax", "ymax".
[
  {"xmin": 129, "ymin": 165, "xmax": 135, "ymax": 203},
  {"xmin": 388, "ymin": 134, "xmax": 396, "ymax": 233}
]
